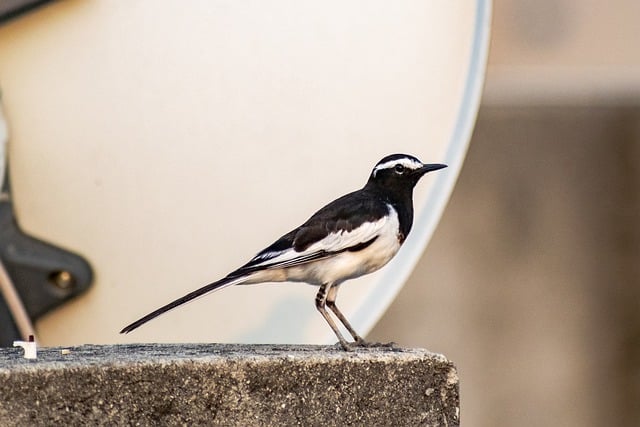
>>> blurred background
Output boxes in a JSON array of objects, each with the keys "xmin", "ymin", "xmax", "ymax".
[
  {"xmin": 0, "ymin": 1, "xmax": 483, "ymax": 347},
  {"xmin": 1, "ymin": 1, "xmax": 638, "ymax": 426},
  {"xmin": 371, "ymin": 1, "xmax": 640, "ymax": 426}
]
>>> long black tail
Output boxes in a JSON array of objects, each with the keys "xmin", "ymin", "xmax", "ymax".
[{"xmin": 120, "ymin": 274, "xmax": 246, "ymax": 334}]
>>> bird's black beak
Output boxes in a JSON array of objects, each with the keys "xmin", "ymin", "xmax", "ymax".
[{"xmin": 414, "ymin": 163, "xmax": 448, "ymax": 177}]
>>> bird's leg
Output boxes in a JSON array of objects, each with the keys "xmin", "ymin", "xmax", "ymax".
[
  {"xmin": 326, "ymin": 285, "xmax": 397, "ymax": 349},
  {"xmin": 325, "ymin": 284, "xmax": 368, "ymax": 345},
  {"xmin": 316, "ymin": 283, "xmax": 352, "ymax": 351}
]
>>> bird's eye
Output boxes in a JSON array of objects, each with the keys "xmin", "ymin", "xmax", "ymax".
[{"xmin": 394, "ymin": 164, "xmax": 405, "ymax": 174}]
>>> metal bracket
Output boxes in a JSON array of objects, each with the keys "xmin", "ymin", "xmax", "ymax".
[
  {"xmin": 0, "ymin": 96, "xmax": 93, "ymax": 346},
  {"xmin": 0, "ymin": 0, "xmax": 55, "ymax": 25}
]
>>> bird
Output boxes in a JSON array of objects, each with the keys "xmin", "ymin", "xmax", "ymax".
[{"xmin": 120, "ymin": 154, "xmax": 447, "ymax": 350}]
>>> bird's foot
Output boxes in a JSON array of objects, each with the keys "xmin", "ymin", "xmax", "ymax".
[
  {"xmin": 335, "ymin": 340, "xmax": 355, "ymax": 352},
  {"xmin": 334, "ymin": 339, "xmax": 398, "ymax": 351},
  {"xmin": 353, "ymin": 338, "xmax": 398, "ymax": 349}
]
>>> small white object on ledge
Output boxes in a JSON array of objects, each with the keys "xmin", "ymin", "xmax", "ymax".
[{"xmin": 13, "ymin": 335, "xmax": 37, "ymax": 359}]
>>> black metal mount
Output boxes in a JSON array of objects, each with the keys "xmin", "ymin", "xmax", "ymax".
[{"xmin": 0, "ymin": 184, "xmax": 93, "ymax": 346}]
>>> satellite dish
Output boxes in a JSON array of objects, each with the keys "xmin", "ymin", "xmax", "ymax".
[{"xmin": 0, "ymin": 1, "xmax": 491, "ymax": 346}]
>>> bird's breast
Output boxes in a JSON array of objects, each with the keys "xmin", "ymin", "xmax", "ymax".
[{"xmin": 285, "ymin": 205, "xmax": 402, "ymax": 285}]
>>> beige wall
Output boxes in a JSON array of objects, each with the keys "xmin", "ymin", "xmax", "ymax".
[
  {"xmin": 372, "ymin": 1, "xmax": 639, "ymax": 426},
  {"xmin": 371, "ymin": 106, "xmax": 640, "ymax": 427},
  {"xmin": 485, "ymin": 0, "xmax": 640, "ymax": 104}
]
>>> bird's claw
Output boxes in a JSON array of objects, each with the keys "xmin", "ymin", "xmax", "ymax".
[
  {"xmin": 354, "ymin": 339, "xmax": 397, "ymax": 349},
  {"xmin": 335, "ymin": 341, "xmax": 355, "ymax": 352}
]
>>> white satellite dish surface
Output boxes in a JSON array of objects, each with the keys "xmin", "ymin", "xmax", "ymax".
[{"xmin": 0, "ymin": 1, "xmax": 490, "ymax": 346}]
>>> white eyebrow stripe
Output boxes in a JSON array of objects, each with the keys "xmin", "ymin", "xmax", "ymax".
[{"xmin": 373, "ymin": 158, "xmax": 423, "ymax": 176}]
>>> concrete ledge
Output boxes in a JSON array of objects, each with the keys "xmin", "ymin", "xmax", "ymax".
[{"xmin": 0, "ymin": 343, "xmax": 459, "ymax": 426}]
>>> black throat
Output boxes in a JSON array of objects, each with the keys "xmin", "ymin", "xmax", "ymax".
[{"xmin": 363, "ymin": 179, "xmax": 415, "ymax": 242}]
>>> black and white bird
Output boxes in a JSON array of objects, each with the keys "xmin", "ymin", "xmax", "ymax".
[{"xmin": 120, "ymin": 154, "xmax": 447, "ymax": 350}]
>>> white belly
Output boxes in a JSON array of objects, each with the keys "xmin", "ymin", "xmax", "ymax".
[{"xmin": 282, "ymin": 206, "xmax": 402, "ymax": 285}]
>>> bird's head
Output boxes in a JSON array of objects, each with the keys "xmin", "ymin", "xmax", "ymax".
[{"xmin": 366, "ymin": 154, "xmax": 447, "ymax": 191}]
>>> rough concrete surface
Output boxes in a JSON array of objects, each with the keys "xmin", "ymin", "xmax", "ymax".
[{"xmin": 0, "ymin": 343, "xmax": 458, "ymax": 426}]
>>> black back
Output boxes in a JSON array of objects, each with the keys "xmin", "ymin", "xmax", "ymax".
[{"xmin": 245, "ymin": 154, "xmax": 428, "ymax": 269}]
